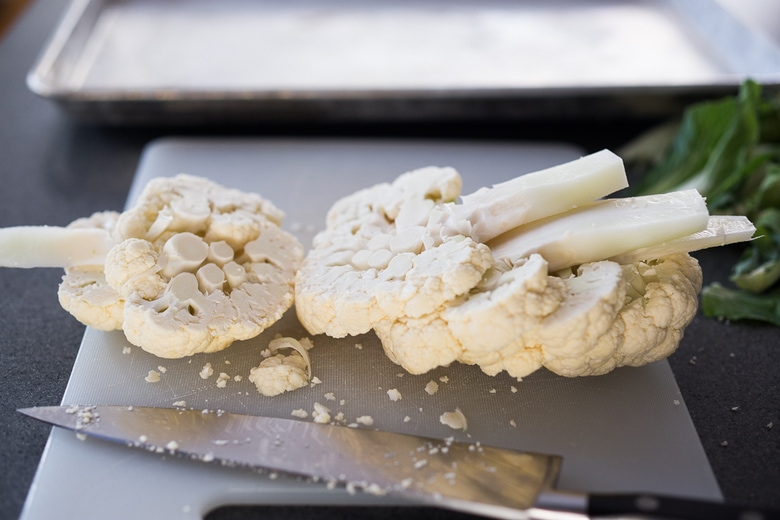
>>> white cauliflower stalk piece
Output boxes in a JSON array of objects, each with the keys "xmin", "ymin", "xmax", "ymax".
[{"xmin": 0, "ymin": 174, "xmax": 303, "ymax": 358}]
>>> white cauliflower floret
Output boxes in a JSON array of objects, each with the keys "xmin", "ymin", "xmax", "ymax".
[
  {"xmin": 611, "ymin": 254, "xmax": 703, "ymax": 369},
  {"xmin": 248, "ymin": 336, "xmax": 313, "ymax": 397},
  {"xmin": 535, "ymin": 261, "xmax": 628, "ymax": 376},
  {"xmin": 249, "ymin": 353, "xmax": 309, "ymax": 397},
  {"xmin": 375, "ymin": 314, "xmax": 462, "ymax": 375}
]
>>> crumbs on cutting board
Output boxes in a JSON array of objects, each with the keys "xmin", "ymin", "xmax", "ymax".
[
  {"xmin": 145, "ymin": 370, "xmax": 161, "ymax": 383},
  {"xmin": 133, "ymin": 329, "xmax": 532, "ymax": 437}
]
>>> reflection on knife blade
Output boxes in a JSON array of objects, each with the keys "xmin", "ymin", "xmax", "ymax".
[{"xmin": 18, "ymin": 406, "xmax": 780, "ymax": 520}]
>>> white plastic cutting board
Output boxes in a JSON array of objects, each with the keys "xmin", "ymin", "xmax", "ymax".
[{"xmin": 21, "ymin": 138, "xmax": 722, "ymax": 520}]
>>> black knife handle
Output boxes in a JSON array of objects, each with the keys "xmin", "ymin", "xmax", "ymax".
[{"xmin": 587, "ymin": 493, "xmax": 780, "ymax": 520}]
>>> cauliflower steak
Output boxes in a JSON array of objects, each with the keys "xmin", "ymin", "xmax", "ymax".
[{"xmin": 295, "ymin": 152, "xmax": 754, "ymax": 379}]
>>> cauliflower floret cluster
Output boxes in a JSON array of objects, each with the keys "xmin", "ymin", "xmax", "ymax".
[
  {"xmin": 296, "ymin": 167, "xmax": 494, "ymax": 338},
  {"xmin": 296, "ymin": 152, "xmax": 753, "ymax": 378},
  {"xmin": 57, "ymin": 174, "xmax": 303, "ymax": 358}
]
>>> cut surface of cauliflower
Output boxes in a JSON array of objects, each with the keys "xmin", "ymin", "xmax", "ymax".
[
  {"xmin": 296, "ymin": 167, "xmax": 494, "ymax": 338},
  {"xmin": 108, "ymin": 175, "xmax": 303, "ymax": 358}
]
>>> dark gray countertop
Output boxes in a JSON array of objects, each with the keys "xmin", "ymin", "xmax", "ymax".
[{"xmin": 0, "ymin": 1, "xmax": 778, "ymax": 519}]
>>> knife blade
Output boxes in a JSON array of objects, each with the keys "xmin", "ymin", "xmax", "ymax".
[{"xmin": 19, "ymin": 405, "xmax": 779, "ymax": 520}]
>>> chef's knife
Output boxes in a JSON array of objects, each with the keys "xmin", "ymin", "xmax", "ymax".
[{"xmin": 19, "ymin": 405, "xmax": 778, "ymax": 520}]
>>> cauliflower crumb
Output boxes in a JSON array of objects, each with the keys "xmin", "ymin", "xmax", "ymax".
[
  {"xmin": 324, "ymin": 392, "xmax": 336, "ymax": 401},
  {"xmin": 510, "ymin": 386, "xmax": 518, "ymax": 393},
  {"xmin": 425, "ymin": 381, "xmax": 439, "ymax": 395},
  {"xmin": 356, "ymin": 415, "xmax": 374, "ymax": 426},
  {"xmin": 145, "ymin": 370, "xmax": 161, "ymax": 383},
  {"xmin": 509, "ymin": 419, "xmax": 517, "ymax": 427},
  {"xmin": 387, "ymin": 389, "xmax": 402, "ymax": 401},
  {"xmin": 291, "ymin": 409, "xmax": 308, "ymax": 419},
  {"xmin": 234, "ymin": 375, "xmax": 242, "ymax": 382},
  {"xmin": 767, "ymin": 422, "xmax": 774, "ymax": 430},
  {"xmin": 200, "ymin": 363, "xmax": 214, "ymax": 379},
  {"xmin": 249, "ymin": 353, "xmax": 309, "ymax": 397},
  {"xmin": 404, "ymin": 416, "xmax": 411, "ymax": 423},
  {"xmin": 122, "ymin": 346, "xmax": 132, "ymax": 354},
  {"xmin": 439, "ymin": 376, "xmax": 449, "ymax": 383},
  {"xmin": 440, "ymin": 408, "xmax": 467, "ymax": 431},
  {"xmin": 334, "ymin": 411, "xmax": 345, "ymax": 422},
  {"xmin": 311, "ymin": 376, "xmax": 322, "ymax": 387},
  {"xmin": 157, "ymin": 366, "xmax": 167, "ymax": 373},
  {"xmin": 216, "ymin": 372, "xmax": 230, "ymax": 388},
  {"xmin": 340, "ymin": 399, "xmax": 346, "ymax": 406},
  {"xmin": 173, "ymin": 400, "xmax": 187, "ymax": 407},
  {"xmin": 298, "ymin": 337, "xmax": 314, "ymax": 351},
  {"xmin": 413, "ymin": 459, "xmax": 428, "ymax": 469},
  {"xmin": 166, "ymin": 440, "xmax": 179, "ymax": 451},
  {"xmin": 488, "ymin": 388, "xmax": 496, "ymax": 394},
  {"xmin": 313, "ymin": 403, "xmax": 331, "ymax": 424},
  {"xmin": 354, "ymin": 343, "xmax": 363, "ymax": 350}
]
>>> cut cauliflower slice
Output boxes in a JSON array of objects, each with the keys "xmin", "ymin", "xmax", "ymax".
[
  {"xmin": 295, "ymin": 151, "xmax": 752, "ymax": 379},
  {"xmin": 1, "ymin": 174, "xmax": 303, "ymax": 358},
  {"xmin": 104, "ymin": 175, "xmax": 303, "ymax": 358}
]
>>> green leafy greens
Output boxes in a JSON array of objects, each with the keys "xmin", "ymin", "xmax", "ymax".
[{"xmin": 622, "ymin": 80, "xmax": 780, "ymax": 326}]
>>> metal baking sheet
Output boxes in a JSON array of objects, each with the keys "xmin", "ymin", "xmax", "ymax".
[
  {"xmin": 27, "ymin": 0, "xmax": 780, "ymax": 124},
  {"xmin": 20, "ymin": 138, "xmax": 721, "ymax": 520}
]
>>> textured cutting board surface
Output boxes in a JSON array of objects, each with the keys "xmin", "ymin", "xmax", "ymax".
[{"xmin": 21, "ymin": 138, "xmax": 721, "ymax": 519}]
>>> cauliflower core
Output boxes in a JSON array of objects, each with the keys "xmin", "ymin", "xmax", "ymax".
[
  {"xmin": 39, "ymin": 175, "xmax": 303, "ymax": 358},
  {"xmin": 296, "ymin": 152, "xmax": 753, "ymax": 379}
]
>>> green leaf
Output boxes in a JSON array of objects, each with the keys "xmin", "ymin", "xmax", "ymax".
[
  {"xmin": 631, "ymin": 80, "xmax": 762, "ymax": 208},
  {"xmin": 630, "ymin": 95, "xmax": 738, "ymax": 196},
  {"xmin": 702, "ymin": 283, "xmax": 780, "ymax": 326},
  {"xmin": 731, "ymin": 208, "xmax": 780, "ymax": 292}
]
